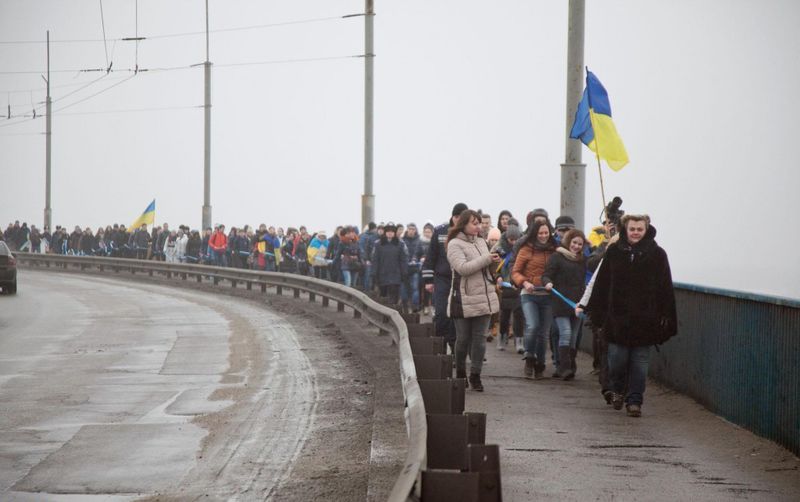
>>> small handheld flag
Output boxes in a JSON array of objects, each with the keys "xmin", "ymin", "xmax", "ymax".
[
  {"xmin": 130, "ymin": 199, "xmax": 156, "ymax": 229},
  {"xmin": 569, "ymin": 70, "xmax": 629, "ymax": 171}
]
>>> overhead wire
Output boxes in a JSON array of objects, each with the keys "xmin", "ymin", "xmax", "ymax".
[
  {"xmin": 0, "ymin": 10, "xmax": 368, "ymax": 129},
  {"xmin": 99, "ymin": 0, "xmax": 109, "ymax": 69},
  {"xmin": 52, "ymin": 74, "xmax": 136, "ymax": 113},
  {"xmin": 0, "ymin": 13, "xmax": 365, "ymax": 45}
]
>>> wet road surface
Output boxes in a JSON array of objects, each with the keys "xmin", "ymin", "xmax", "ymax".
[{"xmin": 0, "ymin": 270, "xmax": 405, "ymax": 501}]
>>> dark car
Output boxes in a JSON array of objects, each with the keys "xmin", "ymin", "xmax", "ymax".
[{"xmin": 0, "ymin": 241, "xmax": 17, "ymax": 294}]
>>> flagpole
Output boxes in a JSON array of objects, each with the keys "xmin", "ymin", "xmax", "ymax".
[
  {"xmin": 594, "ymin": 151, "xmax": 607, "ymax": 212},
  {"xmin": 585, "ymin": 67, "xmax": 608, "ymax": 214}
]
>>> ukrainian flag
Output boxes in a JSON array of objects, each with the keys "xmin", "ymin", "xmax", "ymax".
[
  {"xmin": 130, "ymin": 199, "xmax": 156, "ymax": 229},
  {"xmin": 570, "ymin": 70, "xmax": 629, "ymax": 171}
]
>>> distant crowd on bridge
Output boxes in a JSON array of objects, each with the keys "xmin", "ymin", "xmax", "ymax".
[{"xmin": 4, "ymin": 204, "xmax": 676, "ymax": 418}]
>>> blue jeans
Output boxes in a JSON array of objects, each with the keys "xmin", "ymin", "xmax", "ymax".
[
  {"xmin": 554, "ymin": 316, "xmax": 582, "ymax": 348},
  {"xmin": 363, "ymin": 263, "xmax": 373, "ymax": 291},
  {"xmin": 520, "ymin": 294, "xmax": 552, "ymax": 365},
  {"xmin": 608, "ymin": 343, "xmax": 651, "ymax": 405},
  {"xmin": 341, "ymin": 269, "xmax": 359, "ymax": 288},
  {"xmin": 400, "ymin": 271, "xmax": 420, "ymax": 309},
  {"xmin": 213, "ymin": 249, "xmax": 227, "ymax": 267},
  {"xmin": 453, "ymin": 315, "xmax": 490, "ymax": 375}
]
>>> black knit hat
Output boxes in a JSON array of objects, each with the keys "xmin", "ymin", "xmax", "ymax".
[
  {"xmin": 555, "ymin": 215, "xmax": 576, "ymax": 230},
  {"xmin": 452, "ymin": 202, "xmax": 468, "ymax": 217}
]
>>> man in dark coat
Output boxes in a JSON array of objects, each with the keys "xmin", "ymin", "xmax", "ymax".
[
  {"xmin": 586, "ymin": 214, "xmax": 677, "ymax": 418},
  {"xmin": 423, "ymin": 203, "xmax": 468, "ymax": 353}
]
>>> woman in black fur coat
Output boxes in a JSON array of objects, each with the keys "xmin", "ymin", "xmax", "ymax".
[{"xmin": 586, "ymin": 214, "xmax": 677, "ymax": 417}]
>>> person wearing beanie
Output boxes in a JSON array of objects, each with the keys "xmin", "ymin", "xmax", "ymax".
[
  {"xmin": 554, "ymin": 215, "xmax": 576, "ymax": 245},
  {"xmin": 401, "ymin": 223, "xmax": 423, "ymax": 312},
  {"xmin": 422, "ymin": 203, "xmax": 468, "ymax": 353},
  {"xmin": 492, "ymin": 221, "xmax": 525, "ymax": 353},
  {"xmin": 371, "ymin": 222, "xmax": 408, "ymax": 306},
  {"xmin": 526, "ymin": 208, "xmax": 549, "ymax": 227},
  {"xmin": 487, "ymin": 227, "xmax": 502, "ymax": 246}
]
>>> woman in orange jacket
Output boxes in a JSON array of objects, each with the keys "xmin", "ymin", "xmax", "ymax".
[{"xmin": 511, "ymin": 220, "xmax": 556, "ymax": 379}]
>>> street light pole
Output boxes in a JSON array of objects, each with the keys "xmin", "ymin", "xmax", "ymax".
[
  {"xmin": 44, "ymin": 30, "xmax": 52, "ymax": 231},
  {"xmin": 361, "ymin": 0, "xmax": 375, "ymax": 229},
  {"xmin": 560, "ymin": 0, "xmax": 586, "ymax": 231},
  {"xmin": 201, "ymin": 0, "xmax": 213, "ymax": 231}
]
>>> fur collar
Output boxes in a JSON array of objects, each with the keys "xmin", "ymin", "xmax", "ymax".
[{"xmin": 556, "ymin": 246, "xmax": 580, "ymax": 261}]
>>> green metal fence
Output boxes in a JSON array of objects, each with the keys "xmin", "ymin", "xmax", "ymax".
[
  {"xmin": 582, "ymin": 283, "xmax": 800, "ymax": 455},
  {"xmin": 650, "ymin": 284, "xmax": 800, "ymax": 456}
]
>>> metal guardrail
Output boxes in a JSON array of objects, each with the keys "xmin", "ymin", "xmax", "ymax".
[{"xmin": 16, "ymin": 252, "xmax": 426, "ymax": 501}]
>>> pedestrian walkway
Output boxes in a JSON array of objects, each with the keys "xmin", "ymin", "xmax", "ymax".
[{"xmin": 465, "ymin": 345, "xmax": 800, "ymax": 501}]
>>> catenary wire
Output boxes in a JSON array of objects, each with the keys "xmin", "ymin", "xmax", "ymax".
[{"xmin": 0, "ymin": 13, "xmax": 365, "ymax": 44}]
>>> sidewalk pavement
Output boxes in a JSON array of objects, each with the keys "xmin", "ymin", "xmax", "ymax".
[{"xmin": 463, "ymin": 340, "xmax": 800, "ymax": 501}]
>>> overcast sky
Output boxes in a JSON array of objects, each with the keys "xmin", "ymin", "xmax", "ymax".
[{"xmin": 1, "ymin": 0, "xmax": 799, "ymax": 299}]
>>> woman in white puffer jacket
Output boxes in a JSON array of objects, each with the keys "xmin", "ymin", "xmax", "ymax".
[{"xmin": 446, "ymin": 209, "xmax": 501, "ymax": 391}]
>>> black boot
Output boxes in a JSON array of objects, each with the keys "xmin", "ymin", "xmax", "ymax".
[
  {"xmin": 469, "ymin": 373, "xmax": 484, "ymax": 392},
  {"xmin": 457, "ymin": 368, "xmax": 469, "ymax": 388},
  {"xmin": 564, "ymin": 348, "xmax": 577, "ymax": 381},
  {"xmin": 554, "ymin": 347, "xmax": 571, "ymax": 379}
]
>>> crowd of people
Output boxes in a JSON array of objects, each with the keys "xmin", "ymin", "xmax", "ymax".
[{"xmin": 3, "ymin": 202, "xmax": 677, "ymax": 417}]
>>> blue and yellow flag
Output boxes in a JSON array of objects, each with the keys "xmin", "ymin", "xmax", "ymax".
[
  {"xmin": 570, "ymin": 70, "xmax": 629, "ymax": 171},
  {"xmin": 130, "ymin": 199, "xmax": 156, "ymax": 229}
]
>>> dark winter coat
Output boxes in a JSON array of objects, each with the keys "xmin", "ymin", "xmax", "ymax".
[
  {"xmin": 402, "ymin": 234, "xmax": 422, "ymax": 273},
  {"xmin": 68, "ymin": 231, "xmax": 82, "ymax": 252},
  {"xmin": 336, "ymin": 240, "xmax": 362, "ymax": 271},
  {"xmin": 586, "ymin": 225, "xmax": 677, "ymax": 348},
  {"xmin": 372, "ymin": 237, "xmax": 408, "ymax": 286},
  {"xmin": 422, "ymin": 222, "xmax": 452, "ymax": 285},
  {"xmin": 80, "ymin": 233, "xmax": 96, "ymax": 255},
  {"xmin": 542, "ymin": 248, "xmax": 587, "ymax": 318},
  {"xmin": 186, "ymin": 234, "xmax": 201, "ymax": 260}
]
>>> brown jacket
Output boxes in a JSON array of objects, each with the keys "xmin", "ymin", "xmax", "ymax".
[
  {"xmin": 446, "ymin": 232, "xmax": 500, "ymax": 318},
  {"xmin": 511, "ymin": 244, "xmax": 554, "ymax": 289}
]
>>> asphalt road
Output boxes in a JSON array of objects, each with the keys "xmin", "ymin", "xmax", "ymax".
[{"xmin": 0, "ymin": 270, "xmax": 406, "ymax": 501}]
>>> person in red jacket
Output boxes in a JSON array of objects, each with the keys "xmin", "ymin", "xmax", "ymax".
[{"xmin": 208, "ymin": 224, "xmax": 228, "ymax": 267}]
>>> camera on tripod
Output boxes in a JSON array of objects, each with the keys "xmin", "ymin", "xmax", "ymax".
[{"xmin": 604, "ymin": 196, "xmax": 624, "ymax": 235}]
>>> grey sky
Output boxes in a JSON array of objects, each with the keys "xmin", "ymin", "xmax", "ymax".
[{"xmin": 1, "ymin": 0, "xmax": 799, "ymax": 299}]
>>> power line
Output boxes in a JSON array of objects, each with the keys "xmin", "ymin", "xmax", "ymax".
[
  {"xmin": 2, "ymin": 74, "xmax": 131, "ymax": 95},
  {"xmin": 52, "ymin": 74, "xmax": 136, "ymax": 113},
  {"xmin": 0, "ymin": 74, "xmax": 135, "ymax": 128},
  {"xmin": 0, "ymin": 13, "xmax": 366, "ymax": 45},
  {"xmin": 57, "ymin": 104, "xmax": 202, "ymax": 116},
  {"xmin": 214, "ymin": 53, "xmax": 367, "ymax": 68},
  {"xmin": 0, "ymin": 53, "xmax": 366, "ymax": 75},
  {"xmin": 0, "ymin": 53, "xmax": 366, "ymax": 129}
]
